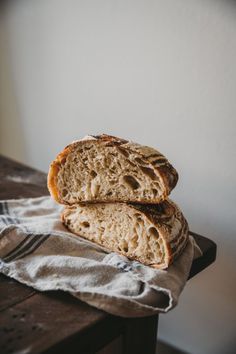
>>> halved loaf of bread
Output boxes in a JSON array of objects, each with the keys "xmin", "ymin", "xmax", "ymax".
[
  {"xmin": 62, "ymin": 199, "xmax": 189, "ymax": 269},
  {"xmin": 48, "ymin": 134, "xmax": 178, "ymax": 204}
]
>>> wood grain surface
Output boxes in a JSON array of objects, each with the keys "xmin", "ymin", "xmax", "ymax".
[{"xmin": 0, "ymin": 155, "xmax": 216, "ymax": 354}]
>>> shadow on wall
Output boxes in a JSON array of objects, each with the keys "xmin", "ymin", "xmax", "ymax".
[{"xmin": 0, "ymin": 5, "xmax": 27, "ymax": 163}]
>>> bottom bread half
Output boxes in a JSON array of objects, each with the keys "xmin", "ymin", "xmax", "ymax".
[{"xmin": 62, "ymin": 199, "xmax": 189, "ymax": 269}]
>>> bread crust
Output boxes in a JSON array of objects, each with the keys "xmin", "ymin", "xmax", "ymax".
[
  {"xmin": 61, "ymin": 198, "xmax": 188, "ymax": 269},
  {"xmin": 48, "ymin": 134, "xmax": 178, "ymax": 204}
]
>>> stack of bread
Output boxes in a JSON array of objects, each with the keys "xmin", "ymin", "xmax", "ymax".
[{"xmin": 48, "ymin": 134, "xmax": 189, "ymax": 269}]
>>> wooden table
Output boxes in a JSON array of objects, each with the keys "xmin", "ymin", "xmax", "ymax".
[{"xmin": 0, "ymin": 155, "xmax": 216, "ymax": 354}]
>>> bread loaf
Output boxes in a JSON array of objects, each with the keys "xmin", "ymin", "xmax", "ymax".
[
  {"xmin": 62, "ymin": 198, "xmax": 189, "ymax": 269},
  {"xmin": 48, "ymin": 134, "xmax": 178, "ymax": 204}
]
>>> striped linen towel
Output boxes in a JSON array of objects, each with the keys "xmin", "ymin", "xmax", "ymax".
[{"xmin": 0, "ymin": 196, "xmax": 202, "ymax": 317}]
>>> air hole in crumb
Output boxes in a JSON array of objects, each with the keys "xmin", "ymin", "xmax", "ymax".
[
  {"xmin": 127, "ymin": 159, "xmax": 136, "ymax": 167},
  {"xmin": 121, "ymin": 240, "xmax": 129, "ymax": 252},
  {"xmin": 149, "ymin": 227, "xmax": 159, "ymax": 238},
  {"xmin": 81, "ymin": 221, "xmax": 90, "ymax": 228},
  {"xmin": 130, "ymin": 235, "xmax": 138, "ymax": 249},
  {"xmin": 149, "ymin": 252, "xmax": 155, "ymax": 260},
  {"xmin": 90, "ymin": 170, "xmax": 97, "ymax": 178},
  {"xmin": 116, "ymin": 160, "xmax": 122, "ymax": 168},
  {"xmin": 123, "ymin": 175, "xmax": 140, "ymax": 190},
  {"xmin": 152, "ymin": 188, "xmax": 158, "ymax": 196},
  {"xmin": 153, "ymin": 158, "xmax": 165, "ymax": 164},
  {"xmin": 62, "ymin": 189, "xmax": 68, "ymax": 197},
  {"xmin": 135, "ymin": 157, "xmax": 146, "ymax": 165},
  {"xmin": 135, "ymin": 219, "xmax": 144, "ymax": 230},
  {"xmin": 106, "ymin": 191, "xmax": 112, "ymax": 196},
  {"xmin": 117, "ymin": 147, "xmax": 129, "ymax": 157},
  {"xmin": 139, "ymin": 166, "xmax": 157, "ymax": 180}
]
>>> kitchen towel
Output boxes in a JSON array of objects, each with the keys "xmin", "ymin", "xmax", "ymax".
[{"xmin": 0, "ymin": 196, "xmax": 201, "ymax": 317}]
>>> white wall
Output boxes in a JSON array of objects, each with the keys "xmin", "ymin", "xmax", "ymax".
[{"xmin": 1, "ymin": 1, "xmax": 236, "ymax": 353}]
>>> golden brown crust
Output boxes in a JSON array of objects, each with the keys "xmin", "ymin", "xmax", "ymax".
[
  {"xmin": 47, "ymin": 143, "xmax": 79, "ymax": 204},
  {"xmin": 47, "ymin": 162, "xmax": 60, "ymax": 203},
  {"xmin": 48, "ymin": 134, "xmax": 178, "ymax": 204}
]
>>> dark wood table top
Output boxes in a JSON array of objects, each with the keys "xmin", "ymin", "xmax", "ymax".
[{"xmin": 0, "ymin": 155, "xmax": 217, "ymax": 354}]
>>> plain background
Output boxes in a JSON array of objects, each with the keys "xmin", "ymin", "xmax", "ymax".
[{"xmin": 0, "ymin": 1, "xmax": 236, "ymax": 353}]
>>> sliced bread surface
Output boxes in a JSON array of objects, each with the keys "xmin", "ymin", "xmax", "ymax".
[
  {"xmin": 48, "ymin": 134, "xmax": 178, "ymax": 204},
  {"xmin": 62, "ymin": 199, "xmax": 189, "ymax": 269}
]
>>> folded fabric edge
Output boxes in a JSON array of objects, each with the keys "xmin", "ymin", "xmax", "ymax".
[{"xmin": 0, "ymin": 260, "xmax": 174, "ymax": 317}]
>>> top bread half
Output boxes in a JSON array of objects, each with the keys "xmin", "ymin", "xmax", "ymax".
[{"xmin": 48, "ymin": 134, "xmax": 178, "ymax": 204}]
